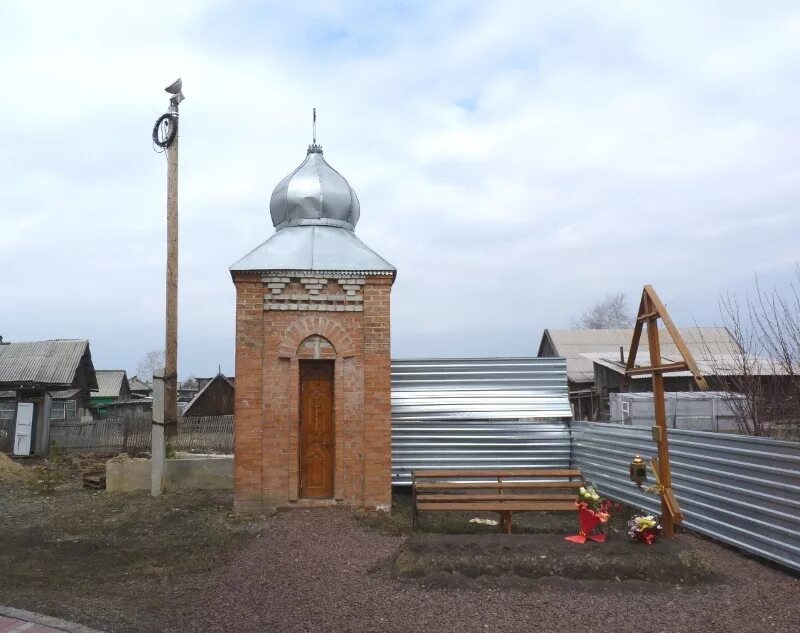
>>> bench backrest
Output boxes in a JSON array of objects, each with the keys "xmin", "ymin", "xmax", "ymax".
[
  {"xmin": 412, "ymin": 468, "xmax": 582, "ymax": 480},
  {"xmin": 412, "ymin": 468, "xmax": 584, "ymax": 492}
]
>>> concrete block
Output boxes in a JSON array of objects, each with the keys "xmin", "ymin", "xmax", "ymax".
[{"xmin": 106, "ymin": 455, "xmax": 234, "ymax": 492}]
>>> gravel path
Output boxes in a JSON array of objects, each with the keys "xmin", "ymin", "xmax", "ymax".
[{"xmin": 169, "ymin": 508, "xmax": 799, "ymax": 633}]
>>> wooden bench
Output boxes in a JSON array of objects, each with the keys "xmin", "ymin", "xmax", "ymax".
[{"xmin": 411, "ymin": 469, "xmax": 585, "ymax": 534}]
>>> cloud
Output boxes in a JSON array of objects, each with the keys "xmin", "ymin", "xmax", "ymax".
[{"xmin": 1, "ymin": 1, "xmax": 799, "ymax": 374}]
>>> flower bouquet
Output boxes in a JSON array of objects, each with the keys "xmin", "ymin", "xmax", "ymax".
[
  {"xmin": 564, "ymin": 486, "xmax": 614, "ymax": 544},
  {"xmin": 627, "ymin": 514, "xmax": 662, "ymax": 544}
]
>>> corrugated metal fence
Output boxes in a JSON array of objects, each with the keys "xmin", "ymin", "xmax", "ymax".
[
  {"xmin": 391, "ymin": 358, "xmax": 572, "ymax": 484},
  {"xmin": 571, "ymin": 422, "xmax": 800, "ymax": 573},
  {"xmin": 392, "ymin": 357, "xmax": 572, "ymax": 420},
  {"xmin": 392, "ymin": 421, "xmax": 570, "ymax": 484}
]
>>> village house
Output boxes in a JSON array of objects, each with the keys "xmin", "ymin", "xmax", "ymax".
[
  {"xmin": 0, "ymin": 338, "xmax": 97, "ymax": 454},
  {"xmin": 183, "ymin": 373, "xmax": 235, "ymax": 417},
  {"xmin": 229, "ymin": 139, "xmax": 395, "ymax": 511},
  {"xmin": 536, "ymin": 327, "xmax": 737, "ymax": 420},
  {"xmin": 90, "ymin": 369, "xmax": 131, "ymax": 411},
  {"xmin": 128, "ymin": 375, "xmax": 152, "ymax": 398}
]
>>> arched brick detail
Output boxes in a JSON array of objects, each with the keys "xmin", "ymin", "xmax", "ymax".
[{"xmin": 277, "ymin": 316, "xmax": 356, "ymax": 359}]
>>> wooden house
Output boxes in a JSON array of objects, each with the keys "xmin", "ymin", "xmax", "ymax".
[
  {"xmin": 182, "ymin": 373, "xmax": 235, "ymax": 417},
  {"xmin": 0, "ymin": 339, "xmax": 97, "ymax": 454}
]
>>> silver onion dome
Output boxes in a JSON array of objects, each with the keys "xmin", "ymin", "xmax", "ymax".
[{"xmin": 269, "ymin": 144, "xmax": 361, "ymax": 231}]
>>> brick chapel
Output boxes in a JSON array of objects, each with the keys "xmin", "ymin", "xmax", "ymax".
[{"xmin": 229, "ymin": 139, "xmax": 395, "ymax": 512}]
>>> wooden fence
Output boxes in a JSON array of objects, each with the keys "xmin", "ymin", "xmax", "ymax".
[
  {"xmin": 48, "ymin": 415, "xmax": 233, "ymax": 455},
  {"xmin": 0, "ymin": 419, "xmax": 13, "ymax": 453}
]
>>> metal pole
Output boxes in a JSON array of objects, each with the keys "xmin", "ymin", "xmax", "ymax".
[
  {"xmin": 164, "ymin": 98, "xmax": 179, "ymax": 440},
  {"xmin": 644, "ymin": 295, "xmax": 675, "ymax": 538}
]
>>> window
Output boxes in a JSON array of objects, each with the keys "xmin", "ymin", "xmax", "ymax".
[
  {"xmin": 50, "ymin": 401, "xmax": 66, "ymax": 421},
  {"xmin": 0, "ymin": 402, "xmax": 15, "ymax": 420},
  {"xmin": 65, "ymin": 400, "xmax": 77, "ymax": 418}
]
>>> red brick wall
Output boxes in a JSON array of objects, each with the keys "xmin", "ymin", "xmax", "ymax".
[
  {"xmin": 232, "ymin": 278, "xmax": 264, "ymax": 512},
  {"xmin": 232, "ymin": 273, "xmax": 393, "ymax": 511}
]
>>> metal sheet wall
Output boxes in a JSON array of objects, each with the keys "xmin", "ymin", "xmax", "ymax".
[
  {"xmin": 391, "ymin": 358, "xmax": 572, "ymax": 420},
  {"xmin": 390, "ymin": 358, "xmax": 572, "ymax": 485},
  {"xmin": 392, "ymin": 420, "xmax": 571, "ymax": 484},
  {"xmin": 571, "ymin": 422, "xmax": 800, "ymax": 573}
]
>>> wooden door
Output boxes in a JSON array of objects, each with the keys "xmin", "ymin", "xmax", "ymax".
[
  {"xmin": 13, "ymin": 402, "xmax": 34, "ymax": 456},
  {"xmin": 300, "ymin": 364, "xmax": 334, "ymax": 498}
]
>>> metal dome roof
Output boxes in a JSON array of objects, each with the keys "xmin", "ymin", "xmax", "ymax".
[
  {"xmin": 230, "ymin": 141, "xmax": 395, "ymax": 276},
  {"xmin": 269, "ymin": 145, "xmax": 360, "ymax": 230}
]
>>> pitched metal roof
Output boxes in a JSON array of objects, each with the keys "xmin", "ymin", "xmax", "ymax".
[
  {"xmin": 91, "ymin": 370, "xmax": 129, "ymax": 398},
  {"xmin": 230, "ymin": 225, "xmax": 395, "ymax": 274},
  {"xmin": 48, "ymin": 388, "xmax": 82, "ymax": 400},
  {"xmin": 538, "ymin": 327, "xmax": 737, "ymax": 383},
  {"xmin": 128, "ymin": 376, "xmax": 152, "ymax": 392},
  {"xmin": 0, "ymin": 340, "xmax": 96, "ymax": 388},
  {"xmin": 586, "ymin": 352, "xmax": 789, "ymax": 379}
]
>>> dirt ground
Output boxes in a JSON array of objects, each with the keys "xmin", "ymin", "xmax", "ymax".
[
  {"xmin": 0, "ymin": 457, "xmax": 265, "ymax": 632},
  {"xmin": 1, "ymin": 461, "xmax": 798, "ymax": 633}
]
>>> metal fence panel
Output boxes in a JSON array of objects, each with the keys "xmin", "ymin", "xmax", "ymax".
[
  {"xmin": 390, "ymin": 358, "xmax": 572, "ymax": 484},
  {"xmin": 392, "ymin": 420, "xmax": 570, "ymax": 484},
  {"xmin": 571, "ymin": 422, "xmax": 800, "ymax": 573},
  {"xmin": 391, "ymin": 358, "xmax": 572, "ymax": 420}
]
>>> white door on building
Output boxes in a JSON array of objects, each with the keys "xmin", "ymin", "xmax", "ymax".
[{"xmin": 14, "ymin": 402, "xmax": 34, "ymax": 456}]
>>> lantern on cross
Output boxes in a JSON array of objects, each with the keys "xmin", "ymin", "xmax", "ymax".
[{"xmin": 629, "ymin": 455, "xmax": 647, "ymax": 488}]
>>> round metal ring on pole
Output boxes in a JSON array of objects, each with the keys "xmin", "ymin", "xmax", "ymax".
[{"xmin": 152, "ymin": 113, "xmax": 178, "ymax": 148}]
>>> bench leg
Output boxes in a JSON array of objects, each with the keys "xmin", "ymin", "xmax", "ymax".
[
  {"xmin": 411, "ymin": 486, "xmax": 417, "ymax": 529},
  {"xmin": 499, "ymin": 511, "xmax": 512, "ymax": 535}
]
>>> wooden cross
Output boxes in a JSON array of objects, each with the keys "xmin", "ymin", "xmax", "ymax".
[{"xmin": 623, "ymin": 285, "xmax": 707, "ymax": 537}]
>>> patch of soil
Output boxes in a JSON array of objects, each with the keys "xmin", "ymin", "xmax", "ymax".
[
  {"xmin": 0, "ymin": 469, "xmax": 265, "ymax": 633},
  {"xmin": 395, "ymin": 533, "xmax": 717, "ymax": 583},
  {"xmin": 0, "ymin": 453, "xmax": 30, "ymax": 483},
  {"xmin": 170, "ymin": 508, "xmax": 799, "ymax": 633}
]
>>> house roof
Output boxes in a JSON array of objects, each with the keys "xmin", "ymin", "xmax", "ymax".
[
  {"xmin": 91, "ymin": 370, "xmax": 129, "ymax": 398},
  {"xmin": 49, "ymin": 388, "xmax": 82, "ymax": 400},
  {"xmin": 0, "ymin": 339, "xmax": 97, "ymax": 389},
  {"xmin": 537, "ymin": 327, "xmax": 737, "ymax": 383},
  {"xmin": 586, "ymin": 352, "xmax": 789, "ymax": 379},
  {"xmin": 128, "ymin": 376, "xmax": 151, "ymax": 392},
  {"xmin": 183, "ymin": 373, "xmax": 234, "ymax": 416}
]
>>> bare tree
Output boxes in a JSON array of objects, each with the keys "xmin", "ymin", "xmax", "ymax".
[
  {"xmin": 181, "ymin": 375, "xmax": 199, "ymax": 390},
  {"xmin": 706, "ymin": 269, "xmax": 800, "ymax": 437},
  {"xmin": 573, "ymin": 293, "xmax": 633, "ymax": 329},
  {"xmin": 135, "ymin": 350, "xmax": 166, "ymax": 383}
]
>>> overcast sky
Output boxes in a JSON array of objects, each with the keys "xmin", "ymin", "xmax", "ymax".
[{"xmin": 1, "ymin": 1, "xmax": 799, "ymax": 378}]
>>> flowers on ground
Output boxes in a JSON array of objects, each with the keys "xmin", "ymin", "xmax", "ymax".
[
  {"xmin": 566, "ymin": 485, "xmax": 616, "ymax": 544},
  {"xmin": 577, "ymin": 486, "xmax": 613, "ymax": 523},
  {"xmin": 627, "ymin": 514, "xmax": 662, "ymax": 544}
]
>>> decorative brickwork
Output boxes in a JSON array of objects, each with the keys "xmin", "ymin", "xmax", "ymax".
[
  {"xmin": 262, "ymin": 275, "xmax": 367, "ymax": 312},
  {"xmin": 233, "ymin": 273, "xmax": 393, "ymax": 512}
]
